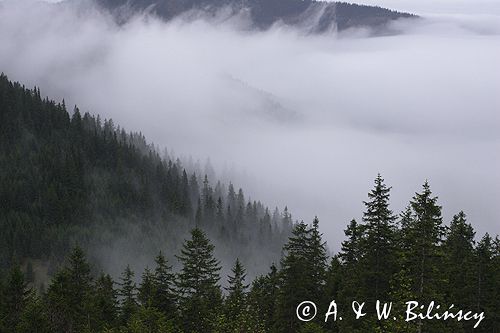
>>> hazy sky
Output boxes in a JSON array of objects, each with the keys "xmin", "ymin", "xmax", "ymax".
[
  {"xmin": 1, "ymin": 0, "xmax": 499, "ymax": 250},
  {"xmin": 350, "ymin": 0, "xmax": 500, "ymax": 15}
]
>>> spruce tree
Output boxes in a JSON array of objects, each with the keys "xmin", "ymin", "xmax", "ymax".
[
  {"xmin": 408, "ymin": 182, "xmax": 445, "ymax": 298},
  {"xmin": 138, "ymin": 267, "xmax": 155, "ymax": 307},
  {"xmin": 248, "ymin": 264, "xmax": 279, "ymax": 333},
  {"xmin": 216, "ymin": 259, "xmax": 253, "ymax": 333},
  {"xmin": 216, "ymin": 197, "xmax": 225, "ymax": 227},
  {"xmin": 93, "ymin": 273, "xmax": 118, "ymax": 331},
  {"xmin": 225, "ymin": 258, "xmax": 249, "ymax": 319},
  {"xmin": 360, "ymin": 174, "xmax": 397, "ymax": 303},
  {"xmin": 152, "ymin": 252, "xmax": 176, "ymax": 320},
  {"xmin": 46, "ymin": 247, "xmax": 93, "ymax": 332},
  {"xmin": 339, "ymin": 219, "xmax": 363, "ymax": 265},
  {"xmin": 308, "ymin": 217, "xmax": 328, "ymax": 301},
  {"xmin": 399, "ymin": 182, "xmax": 446, "ymax": 332},
  {"xmin": 443, "ymin": 212, "xmax": 475, "ymax": 312},
  {"xmin": 0, "ymin": 266, "xmax": 30, "ymax": 331},
  {"xmin": 16, "ymin": 291, "xmax": 49, "ymax": 333},
  {"xmin": 275, "ymin": 219, "xmax": 328, "ymax": 333},
  {"xmin": 472, "ymin": 234, "xmax": 498, "ymax": 331},
  {"xmin": 337, "ymin": 219, "xmax": 365, "ymax": 331},
  {"xmin": 491, "ymin": 236, "xmax": 500, "ymax": 332},
  {"xmin": 119, "ymin": 265, "xmax": 138, "ymax": 326},
  {"xmin": 126, "ymin": 306, "xmax": 174, "ymax": 333},
  {"xmin": 322, "ymin": 256, "xmax": 342, "ymax": 332},
  {"xmin": 176, "ymin": 228, "xmax": 222, "ymax": 333}
]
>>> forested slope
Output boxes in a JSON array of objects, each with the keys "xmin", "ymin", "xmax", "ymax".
[
  {"xmin": 0, "ymin": 177, "xmax": 498, "ymax": 332},
  {"xmin": 95, "ymin": 0, "xmax": 416, "ymax": 33},
  {"xmin": 0, "ymin": 74, "xmax": 292, "ymax": 280},
  {"xmin": 0, "ymin": 74, "xmax": 499, "ymax": 333}
]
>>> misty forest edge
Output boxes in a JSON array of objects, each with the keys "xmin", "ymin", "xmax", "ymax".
[{"xmin": 0, "ymin": 74, "xmax": 499, "ymax": 333}]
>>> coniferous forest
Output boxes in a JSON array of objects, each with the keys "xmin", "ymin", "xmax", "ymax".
[
  {"xmin": 0, "ymin": 73, "xmax": 292, "ymax": 278},
  {"xmin": 0, "ymin": 74, "xmax": 499, "ymax": 333}
]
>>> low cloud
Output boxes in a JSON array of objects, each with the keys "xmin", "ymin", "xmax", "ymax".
[{"xmin": 1, "ymin": 0, "xmax": 499, "ymax": 249}]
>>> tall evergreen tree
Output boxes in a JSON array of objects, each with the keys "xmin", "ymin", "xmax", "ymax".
[
  {"xmin": 92, "ymin": 273, "xmax": 118, "ymax": 331},
  {"xmin": 360, "ymin": 174, "xmax": 397, "ymax": 303},
  {"xmin": 225, "ymin": 258, "xmax": 249, "ymax": 319},
  {"xmin": 398, "ymin": 182, "xmax": 446, "ymax": 332},
  {"xmin": 138, "ymin": 267, "xmax": 155, "ymax": 307},
  {"xmin": 216, "ymin": 259, "xmax": 254, "ymax": 333},
  {"xmin": 308, "ymin": 217, "xmax": 328, "ymax": 301},
  {"xmin": 248, "ymin": 264, "xmax": 279, "ymax": 333},
  {"xmin": 176, "ymin": 228, "xmax": 222, "ymax": 333},
  {"xmin": 472, "ymin": 233, "xmax": 498, "ymax": 332},
  {"xmin": 275, "ymin": 219, "xmax": 328, "ymax": 333},
  {"xmin": 322, "ymin": 256, "xmax": 342, "ymax": 333},
  {"xmin": 16, "ymin": 291, "xmax": 50, "ymax": 333},
  {"xmin": 152, "ymin": 251, "xmax": 177, "ymax": 320},
  {"xmin": 0, "ymin": 265, "xmax": 31, "ymax": 331},
  {"xmin": 443, "ymin": 212, "xmax": 475, "ymax": 311},
  {"xmin": 46, "ymin": 246, "xmax": 93, "ymax": 332},
  {"xmin": 337, "ymin": 219, "xmax": 365, "ymax": 331},
  {"xmin": 118, "ymin": 265, "xmax": 138, "ymax": 326},
  {"xmin": 339, "ymin": 219, "xmax": 363, "ymax": 265}
]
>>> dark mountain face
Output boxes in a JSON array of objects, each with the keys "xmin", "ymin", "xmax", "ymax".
[
  {"xmin": 0, "ymin": 74, "xmax": 290, "ymax": 279},
  {"xmin": 95, "ymin": 0, "xmax": 417, "ymax": 33}
]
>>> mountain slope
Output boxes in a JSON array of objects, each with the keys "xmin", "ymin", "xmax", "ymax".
[
  {"xmin": 0, "ymin": 74, "xmax": 292, "ymax": 279},
  {"xmin": 95, "ymin": 0, "xmax": 417, "ymax": 32}
]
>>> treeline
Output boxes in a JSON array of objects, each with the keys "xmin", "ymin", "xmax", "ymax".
[
  {"xmin": 0, "ymin": 74, "xmax": 292, "ymax": 277},
  {"xmin": 1, "ymin": 176, "xmax": 499, "ymax": 332}
]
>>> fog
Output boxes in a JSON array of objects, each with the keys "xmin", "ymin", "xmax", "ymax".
[
  {"xmin": 1, "ymin": 0, "xmax": 499, "ymax": 250},
  {"xmin": 350, "ymin": 0, "xmax": 500, "ymax": 16}
]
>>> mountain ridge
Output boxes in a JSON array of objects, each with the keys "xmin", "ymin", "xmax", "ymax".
[
  {"xmin": 0, "ymin": 73, "xmax": 292, "ymax": 280},
  {"xmin": 95, "ymin": 0, "xmax": 417, "ymax": 33}
]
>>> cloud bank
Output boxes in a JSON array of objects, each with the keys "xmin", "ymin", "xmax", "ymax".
[
  {"xmin": 1, "ymin": 0, "xmax": 499, "ymax": 249},
  {"xmin": 350, "ymin": 0, "xmax": 500, "ymax": 16}
]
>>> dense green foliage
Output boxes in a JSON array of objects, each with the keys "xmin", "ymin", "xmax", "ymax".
[
  {"xmin": 0, "ymin": 74, "xmax": 291, "ymax": 278},
  {"xmin": 1, "ymin": 179, "xmax": 499, "ymax": 332},
  {"xmin": 0, "ymin": 75, "xmax": 498, "ymax": 332}
]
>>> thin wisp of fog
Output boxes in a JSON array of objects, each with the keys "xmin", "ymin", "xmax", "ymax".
[{"xmin": 1, "ymin": 0, "xmax": 499, "ymax": 250}]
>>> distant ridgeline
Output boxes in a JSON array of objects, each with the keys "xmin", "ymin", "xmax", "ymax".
[
  {"xmin": 95, "ymin": 0, "xmax": 417, "ymax": 33},
  {"xmin": 0, "ymin": 74, "xmax": 294, "ymax": 279}
]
